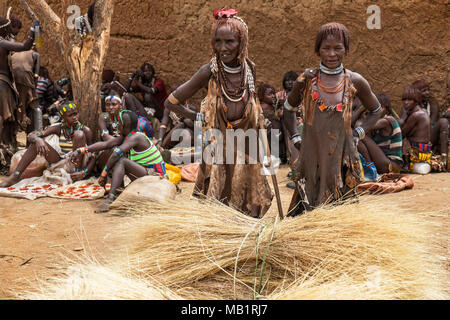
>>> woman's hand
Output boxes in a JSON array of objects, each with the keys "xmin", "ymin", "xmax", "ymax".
[
  {"xmin": 35, "ymin": 137, "xmax": 49, "ymax": 156},
  {"xmin": 98, "ymin": 175, "xmax": 107, "ymax": 188},
  {"xmin": 70, "ymin": 171, "xmax": 86, "ymax": 182}
]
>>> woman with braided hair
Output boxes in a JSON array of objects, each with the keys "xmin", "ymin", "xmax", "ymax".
[
  {"xmin": 283, "ymin": 22, "xmax": 382, "ymax": 216},
  {"xmin": 164, "ymin": 8, "xmax": 273, "ymax": 218}
]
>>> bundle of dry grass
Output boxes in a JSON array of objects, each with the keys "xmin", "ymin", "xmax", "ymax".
[
  {"xmin": 19, "ymin": 263, "xmax": 180, "ymax": 300},
  {"xmin": 111, "ymin": 197, "xmax": 447, "ymax": 300}
]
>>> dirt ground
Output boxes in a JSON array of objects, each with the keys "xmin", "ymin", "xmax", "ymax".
[{"xmin": 0, "ymin": 139, "xmax": 449, "ymax": 299}]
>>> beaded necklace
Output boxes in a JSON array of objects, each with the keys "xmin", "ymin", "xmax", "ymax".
[
  {"xmin": 217, "ymin": 57, "xmax": 247, "ymax": 101},
  {"xmin": 61, "ymin": 121, "xmax": 83, "ymax": 140},
  {"xmin": 318, "ymin": 71, "xmax": 346, "ymax": 93},
  {"xmin": 125, "ymin": 130, "xmax": 136, "ymax": 140},
  {"xmin": 311, "ymin": 69, "xmax": 347, "ymax": 112},
  {"xmin": 210, "ymin": 56, "xmax": 256, "ymax": 129}
]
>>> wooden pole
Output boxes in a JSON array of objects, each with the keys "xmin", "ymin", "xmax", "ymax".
[{"xmin": 259, "ymin": 117, "xmax": 284, "ymax": 220}]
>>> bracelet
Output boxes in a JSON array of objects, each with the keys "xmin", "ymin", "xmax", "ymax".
[
  {"xmin": 30, "ymin": 130, "xmax": 40, "ymax": 143},
  {"xmin": 355, "ymin": 127, "xmax": 365, "ymax": 140},
  {"xmin": 196, "ymin": 113, "xmax": 205, "ymax": 122},
  {"xmin": 284, "ymin": 99, "xmax": 298, "ymax": 112},
  {"xmin": 369, "ymin": 103, "xmax": 382, "ymax": 114},
  {"xmin": 101, "ymin": 129, "xmax": 109, "ymax": 136},
  {"xmin": 291, "ymin": 135, "xmax": 302, "ymax": 144},
  {"xmin": 113, "ymin": 147, "xmax": 123, "ymax": 157},
  {"xmin": 101, "ymin": 166, "xmax": 111, "ymax": 177},
  {"xmin": 168, "ymin": 93, "xmax": 180, "ymax": 105},
  {"xmin": 75, "ymin": 147, "xmax": 88, "ymax": 155}
]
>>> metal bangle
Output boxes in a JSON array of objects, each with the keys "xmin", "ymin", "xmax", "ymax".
[
  {"xmin": 291, "ymin": 135, "xmax": 302, "ymax": 144},
  {"xmin": 168, "ymin": 93, "xmax": 180, "ymax": 105},
  {"xmin": 284, "ymin": 99, "xmax": 298, "ymax": 112},
  {"xmin": 355, "ymin": 127, "xmax": 365, "ymax": 140},
  {"xmin": 370, "ymin": 103, "xmax": 382, "ymax": 114}
]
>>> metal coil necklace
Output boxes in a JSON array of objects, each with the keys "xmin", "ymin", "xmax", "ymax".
[
  {"xmin": 319, "ymin": 62, "xmax": 343, "ymax": 75},
  {"xmin": 221, "ymin": 61, "xmax": 242, "ymax": 74}
]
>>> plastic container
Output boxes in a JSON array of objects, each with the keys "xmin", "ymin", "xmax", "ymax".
[
  {"xmin": 411, "ymin": 162, "xmax": 431, "ymax": 175},
  {"xmin": 34, "ymin": 106, "xmax": 43, "ymax": 131},
  {"xmin": 34, "ymin": 21, "xmax": 42, "ymax": 49}
]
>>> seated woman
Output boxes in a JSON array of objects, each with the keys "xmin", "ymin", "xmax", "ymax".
[
  {"xmin": 412, "ymin": 79, "xmax": 448, "ymax": 167},
  {"xmin": 74, "ymin": 110, "xmax": 166, "ymax": 212},
  {"xmin": 398, "ymin": 86, "xmax": 432, "ymax": 174},
  {"xmin": 101, "ymin": 92, "xmax": 154, "ymax": 139},
  {"xmin": 0, "ymin": 101, "xmax": 93, "ymax": 187},
  {"xmin": 357, "ymin": 94, "xmax": 403, "ymax": 174},
  {"xmin": 125, "ymin": 62, "xmax": 168, "ymax": 122}
]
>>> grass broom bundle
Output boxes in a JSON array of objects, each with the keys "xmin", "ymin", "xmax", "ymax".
[
  {"xmin": 111, "ymin": 196, "xmax": 447, "ymax": 300},
  {"xmin": 19, "ymin": 263, "xmax": 180, "ymax": 300}
]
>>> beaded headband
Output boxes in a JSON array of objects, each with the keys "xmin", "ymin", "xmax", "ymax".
[
  {"xmin": 105, "ymin": 95, "xmax": 122, "ymax": 104},
  {"xmin": 59, "ymin": 102, "xmax": 77, "ymax": 116}
]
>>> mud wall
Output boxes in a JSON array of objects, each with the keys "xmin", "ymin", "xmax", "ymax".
[{"xmin": 3, "ymin": 0, "xmax": 449, "ymax": 112}]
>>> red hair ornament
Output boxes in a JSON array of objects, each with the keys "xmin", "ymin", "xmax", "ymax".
[{"xmin": 213, "ymin": 8, "xmax": 238, "ymax": 19}]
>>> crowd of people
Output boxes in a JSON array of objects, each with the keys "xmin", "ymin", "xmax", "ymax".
[{"xmin": 0, "ymin": 7, "xmax": 448, "ymax": 216}]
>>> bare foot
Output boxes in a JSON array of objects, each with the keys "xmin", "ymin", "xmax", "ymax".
[
  {"xmin": 95, "ymin": 197, "xmax": 115, "ymax": 214},
  {"xmin": 0, "ymin": 174, "xmax": 21, "ymax": 188}
]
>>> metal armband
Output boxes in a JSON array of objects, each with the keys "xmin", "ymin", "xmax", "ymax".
[{"xmin": 284, "ymin": 99, "xmax": 298, "ymax": 112}]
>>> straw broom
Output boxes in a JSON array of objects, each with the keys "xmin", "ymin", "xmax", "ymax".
[
  {"xmin": 19, "ymin": 263, "xmax": 181, "ymax": 300},
  {"xmin": 111, "ymin": 197, "xmax": 448, "ymax": 300},
  {"xmin": 21, "ymin": 196, "xmax": 446, "ymax": 300}
]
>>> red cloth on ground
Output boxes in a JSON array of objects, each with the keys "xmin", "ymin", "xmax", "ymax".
[
  {"xmin": 181, "ymin": 163, "xmax": 199, "ymax": 182},
  {"xmin": 356, "ymin": 173, "xmax": 414, "ymax": 195}
]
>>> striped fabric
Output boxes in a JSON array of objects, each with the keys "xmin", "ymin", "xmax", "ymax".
[
  {"xmin": 59, "ymin": 134, "xmax": 73, "ymax": 154},
  {"xmin": 372, "ymin": 116, "xmax": 403, "ymax": 161},
  {"xmin": 137, "ymin": 116, "xmax": 155, "ymax": 138},
  {"xmin": 128, "ymin": 132, "xmax": 164, "ymax": 172},
  {"xmin": 411, "ymin": 142, "xmax": 432, "ymax": 153},
  {"xmin": 146, "ymin": 162, "xmax": 166, "ymax": 175},
  {"xmin": 36, "ymin": 77, "xmax": 50, "ymax": 98}
]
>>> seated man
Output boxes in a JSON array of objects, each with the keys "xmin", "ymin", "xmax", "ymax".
[
  {"xmin": 398, "ymin": 86, "xmax": 431, "ymax": 174},
  {"xmin": 0, "ymin": 101, "xmax": 93, "ymax": 187},
  {"xmin": 125, "ymin": 62, "xmax": 168, "ymax": 121},
  {"xmin": 412, "ymin": 80, "xmax": 448, "ymax": 168},
  {"xmin": 74, "ymin": 110, "xmax": 166, "ymax": 212},
  {"xmin": 357, "ymin": 94, "xmax": 403, "ymax": 173}
]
